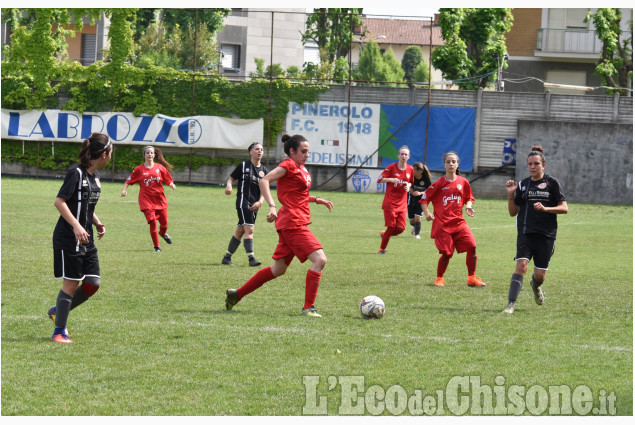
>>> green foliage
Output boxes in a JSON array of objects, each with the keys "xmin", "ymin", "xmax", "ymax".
[
  {"xmin": 432, "ymin": 8, "xmax": 513, "ymax": 90},
  {"xmin": 1, "ymin": 9, "xmax": 328, "ymax": 148},
  {"xmin": 160, "ymin": 8, "xmax": 230, "ymax": 35},
  {"xmin": 413, "ymin": 60, "xmax": 431, "ymax": 83},
  {"xmin": 303, "ymin": 8, "xmax": 364, "ymax": 62},
  {"xmin": 585, "ymin": 8, "xmax": 633, "ymax": 95},
  {"xmin": 401, "ymin": 46, "xmax": 424, "ymax": 82},
  {"xmin": 0, "ymin": 140, "xmax": 240, "ymax": 172},
  {"xmin": 354, "ymin": 40, "xmax": 406, "ymax": 86}
]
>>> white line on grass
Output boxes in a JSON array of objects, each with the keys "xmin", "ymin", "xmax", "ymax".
[{"xmin": 8, "ymin": 314, "xmax": 630, "ymax": 353}]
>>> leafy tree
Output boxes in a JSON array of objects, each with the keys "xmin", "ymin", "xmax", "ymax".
[
  {"xmin": 303, "ymin": 8, "xmax": 364, "ymax": 63},
  {"xmin": 160, "ymin": 8, "xmax": 230, "ymax": 35},
  {"xmin": 401, "ymin": 46, "xmax": 424, "ymax": 82},
  {"xmin": 353, "ymin": 39, "xmax": 387, "ymax": 85},
  {"xmin": 413, "ymin": 60, "xmax": 431, "ymax": 83},
  {"xmin": 432, "ymin": 8, "xmax": 513, "ymax": 90},
  {"xmin": 585, "ymin": 8, "xmax": 633, "ymax": 95},
  {"xmin": 381, "ymin": 47, "xmax": 405, "ymax": 85}
]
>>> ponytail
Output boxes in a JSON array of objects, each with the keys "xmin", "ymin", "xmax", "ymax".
[{"xmin": 153, "ymin": 147, "xmax": 174, "ymax": 172}]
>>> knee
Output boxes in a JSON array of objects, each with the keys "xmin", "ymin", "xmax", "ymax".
[
  {"xmin": 393, "ymin": 227, "xmax": 405, "ymax": 236},
  {"xmin": 441, "ymin": 252, "xmax": 453, "ymax": 260},
  {"xmin": 81, "ymin": 278, "xmax": 100, "ymax": 296},
  {"xmin": 533, "ymin": 270, "xmax": 547, "ymax": 282}
]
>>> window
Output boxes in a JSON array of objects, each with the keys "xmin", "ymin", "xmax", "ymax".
[
  {"xmin": 221, "ymin": 44, "xmax": 241, "ymax": 70},
  {"xmin": 81, "ymin": 33, "xmax": 97, "ymax": 65}
]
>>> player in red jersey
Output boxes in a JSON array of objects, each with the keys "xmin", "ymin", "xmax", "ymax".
[
  {"xmin": 225, "ymin": 134, "xmax": 334, "ymax": 317},
  {"xmin": 377, "ymin": 146, "xmax": 414, "ymax": 254},
  {"xmin": 121, "ymin": 146, "xmax": 177, "ymax": 252},
  {"xmin": 420, "ymin": 151, "xmax": 485, "ymax": 287}
]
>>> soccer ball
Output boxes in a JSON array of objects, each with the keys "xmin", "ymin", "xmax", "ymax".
[{"xmin": 360, "ymin": 295, "xmax": 385, "ymax": 319}]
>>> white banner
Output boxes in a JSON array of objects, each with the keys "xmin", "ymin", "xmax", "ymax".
[
  {"xmin": 1, "ymin": 109, "xmax": 263, "ymax": 149},
  {"xmin": 286, "ymin": 101, "xmax": 380, "ymax": 168}
]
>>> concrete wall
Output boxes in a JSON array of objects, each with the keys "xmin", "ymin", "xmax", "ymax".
[{"xmin": 517, "ymin": 120, "xmax": 633, "ymax": 204}]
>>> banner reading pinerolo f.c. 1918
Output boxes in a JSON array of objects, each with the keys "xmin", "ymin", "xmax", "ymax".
[
  {"xmin": 286, "ymin": 100, "xmax": 476, "ymax": 193},
  {"xmin": 1, "ymin": 109, "xmax": 263, "ymax": 149}
]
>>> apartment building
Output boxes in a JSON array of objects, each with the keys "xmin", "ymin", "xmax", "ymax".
[{"xmin": 505, "ymin": 8, "xmax": 633, "ymax": 94}]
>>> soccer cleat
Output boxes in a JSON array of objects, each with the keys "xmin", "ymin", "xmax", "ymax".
[
  {"xmin": 225, "ymin": 289, "xmax": 239, "ymax": 310},
  {"xmin": 154, "ymin": 246, "xmax": 161, "ymax": 252},
  {"xmin": 377, "ymin": 250, "xmax": 386, "ymax": 255},
  {"xmin": 248, "ymin": 256, "xmax": 261, "ymax": 267},
  {"xmin": 530, "ymin": 280, "xmax": 544, "ymax": 305},
  {"xmin": 51, "ymin": 329, "xmax": 72, "ymax": 344},
  {"xmin": 503, "ymin": 301, "xmax": 516, "ymax": 314},
  {"xmin": 161, "ymin": 233, "xmax": 173, "ymax": 244},
  {"xmin": 414, "ymin": 235, "xmax": 421, "ymax": 239},
  {"xmin": 47, "ymin": 305, "xmax": 56, "ymax": 323},
  {"xmin": 222, "ymin": 254, "xmax": 234, "ymax": 266},
  {"xmin": 467, "ymin": 275, "xmax": 486, "ymax": 287},
  {"xmin": 434, "ymin": 277, "xmax": 446, "ymax": 287},
  {"xmin": 379, "ymin": 230, "xmax": 385, "ymax": 237},
  {"xmin": 301, "ymin": 306, "xmax": 322, "ymax": 317}
]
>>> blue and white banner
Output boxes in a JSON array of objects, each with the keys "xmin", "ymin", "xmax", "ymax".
[{"xmin": 1, "ymin": 109, "xmax": 263, "ymax": 149}]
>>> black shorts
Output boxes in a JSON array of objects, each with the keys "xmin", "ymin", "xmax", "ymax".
[
  {"xmin": 515, "ymin": 233, "xmax": 556, "ymax": 270},
  {"xmin": 236, "ymin": 206, "xmax": 258, "ymax": 226},
  {"xmin": 54, "ymin": 247, "xmax": 100, "ymax": 281},
  {"xmin": 408, "ymin": 203, "xmax": 423, "ymax": 220}
]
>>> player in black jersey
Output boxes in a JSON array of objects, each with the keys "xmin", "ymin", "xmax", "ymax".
[
  {"xmin": 222, "ymin": 142, "xmax": 270, "ymax": 266},
  {"xmin": 407, "ymin": 162, "xmax": 432, "ymax": 239},
  {"xmin": 48, "ymin": 133, "xmax": 112, "ymax": 343},
  {"xmin": 503, "ymin": 146, "xmax": 568, "ymax": 314}
]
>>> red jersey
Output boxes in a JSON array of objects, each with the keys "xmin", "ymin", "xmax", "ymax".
[
  {"xmin": 420, "ymin": 175, "xmax": 474, "ymax": 237},
  {"xmin": 125, "ymin": 163, "xmax": 174, "ymax": 211},
  {"xmin": 275, "ymin": 158, "xmax": 312, "ymax": 231},
  {"xmin": 378, "ymin": 162, "xmax": 414, "ymax": 211}
]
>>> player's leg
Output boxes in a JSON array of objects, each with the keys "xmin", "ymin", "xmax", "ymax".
[
  {"xmin": 379, "ymin": 209, "xmax": 397, "ymax": 253},
  {"xmin": 455, "ymin": 227, "xmax": 484, "ymax": 287},
  {"xmin": 412, "ymin": 203, "xmax": 423, "ymax": 238},
  {"xmin": 51, "ymin": 249, "xmax": 81, "ymax": 343},
  {"xmin": 143, "ymin": 210, "xmax": 160, "ymax": 252},
  {"xmin": 433, "ymin": 232, "xmax": 453, "ymax": 286},
  {"xmin": 242, "ymin": 209, "xmax": 260, "ymax": 266},
  {"xmin": 223, "ymin": 210, "xmax": 246, "ymax": 265},
  {"xmin": 529, "ymin": 236, "xmax": 554, "ymax": 306},
  {"xmin": 69, "ymin": 248, "xmax": 101, "ymax": 311},
  {"xmin": 157, "ymin": 209, "xmax": 172, "ymax": 244},
  {"xmin": 504, "ymin": 234, "xmax": 532, "ymax": 313}
]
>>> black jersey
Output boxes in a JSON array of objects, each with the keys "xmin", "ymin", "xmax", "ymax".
[
  {"xmin": 53, "ymin": 165, "xmax": 102, "ymax": 252},
  {"xmin": 514, "ymin": 174, "xmax": 566, "ymax": 239},
  {"xmin": 230, "ymin": 161, "xmax": 269, "ymax": 209},
  {"xmin": 408, "ymin": 174, "xmax": 432, "ymax": 206}
]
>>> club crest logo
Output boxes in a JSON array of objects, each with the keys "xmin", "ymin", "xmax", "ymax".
[
  {"xmin": 538, "ymin": 183, "xmax": 547, "ymax": 189},
  {"xmin": 457, "ymin": 184, "xmax": 462, "ymax": 190}
]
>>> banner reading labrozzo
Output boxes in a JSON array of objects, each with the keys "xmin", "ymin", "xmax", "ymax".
[{"xmin": 1, "ymin": 109, "xmax": 263, "ymax": 149}]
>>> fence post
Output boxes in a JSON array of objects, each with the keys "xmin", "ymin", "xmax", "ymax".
[
  {"xmin": 473, "ymin": 88, "xmax": 483, "ymax": 172},
  {"xmin": 544, "ymin": 90, "xmax": 551, "ymax": 120},
  {"xmin": 36, "ymin": 141, "xmax": 40, "ymax": 178},
  {"xmin": 613, "ymin": 92, "xmax": 620, "ymax": 122}
]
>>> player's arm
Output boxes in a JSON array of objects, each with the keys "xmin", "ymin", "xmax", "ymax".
[
  {"xmin": 259, "ymin": 166, "xmax": 287, "ymax": 222},
  {"xmin": 93, "ymin": 213, "xmax": 105, "ymax": 239},
  {"xmin": 308, "ymin": 196, "xmax": 334, "ymax": 212},
  {"xmin": 225, "ymin": 177, "xmax": 235, "ymax": 195},
  {"xmin": 54, "ymin": 197, "xmax": 90, "ymax": 244},
  {"xmin": 534, "ymin": 200, "xmax": 568, "ymax": 214},
  {"xmin": 421, "ymin": 201, "xmax": 434, "ymax": 221},
  {"xmin": 505, "ymin": 180, "xmax": 519, "ymax": 217}
]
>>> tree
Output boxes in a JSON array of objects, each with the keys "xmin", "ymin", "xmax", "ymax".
[
  {"xmin": 585, "ymin": 8, "xmax": 633, "ymax": 95},
  {"xmin": 353, "ymin": 39, "xmax": 387, "ymax": 85},
  {"xmin": 401, "ymin": 46, "xmax": 424, "ymax": 83},
  {"xmin": 303, "ymin": 8, "xmax": 364, "ymax": 63},
  {"xmin": 413, "ymin": 60, "xmax": 430, "ymax": 83},
  {"xmin": 381, "ymin": 47, "xmax": 405, "ymax": 85},
  {"xmin": 432, "ymin": 8, "xmax": 513, "ymax": 90}
]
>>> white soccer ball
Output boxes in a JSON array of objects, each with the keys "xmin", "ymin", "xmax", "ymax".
[{"xmin": 360, "ymin": 295, "xmax": 385, "ymax": 320}]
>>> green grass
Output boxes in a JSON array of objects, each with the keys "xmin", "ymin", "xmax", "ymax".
[{"xmin": 1, "ymin": 176, "xmax": 632, "ymax": 415}]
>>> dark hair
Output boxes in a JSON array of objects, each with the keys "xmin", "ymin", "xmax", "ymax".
[
  {"xmin": 442, "ymin": 151, "xmax": 461, "ymax": 175},
  {"xmin": 281, "ymin": 134, "xmax": 307, "ymax": 156},
  {"xmin": 528, "ymin": 145, "xmax": 545, "ymax": 164},
  {"xmin": 143, "ymin": 146, "xmax": 174, "ymax": 172},
  {"xmin": 247, "ymin": 142, "xmax": 262, "ymax": 152},
  {"xmin": 79, "ymin": 132, "xmax": 111, "ymax": 168},
  {"xmin": 413, "ymin": 162, "xmax": 431, "ymax": 180}
]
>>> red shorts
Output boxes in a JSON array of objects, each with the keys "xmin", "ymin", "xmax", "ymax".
[
  {"xmin": 434, "ymin": 224, "xmax": 476, "ymax": 256},
  {"xmin": 142, "ymin": 208, "xmax": 167, "ymax": 224},
  {"xmin": 383, "ymin": 208, "xmax": 407, "ymax": 230},
  {"xmin": 272, "ymin": 226, "xmax": 323, "ymax": 264}
]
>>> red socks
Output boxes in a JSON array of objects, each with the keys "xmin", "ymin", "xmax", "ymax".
[
  {"xmin": 238, "ymin": 267, "xmax": 275, "ymax": 300},
  {"xmin": 304, "ymin": 269, "xmax": 322, "ymax": 309},
  {"xmin": 466, "ymin": 250, "xmax": 477, "ymax": 276},
  {"xmin": 437, "ymin": 254, "xmax": 451, "ymax": 278},
  {"xmin": 380, "ymin": 227, "xmax": 395, "ymax": 250}
]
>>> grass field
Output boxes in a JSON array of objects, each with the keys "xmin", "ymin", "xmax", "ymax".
[{"xmin": 1, "ymin": 176, "xmax": 632, "ymax": 415}]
